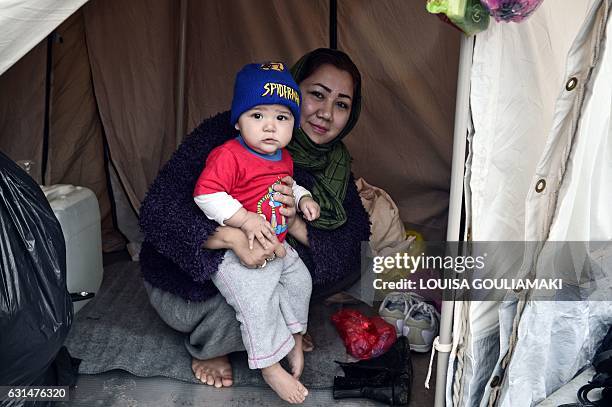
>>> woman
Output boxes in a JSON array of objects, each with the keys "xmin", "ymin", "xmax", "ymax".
[{"xmin": 139, "ymin": 48, "xmax": 370, "ymax": 390}]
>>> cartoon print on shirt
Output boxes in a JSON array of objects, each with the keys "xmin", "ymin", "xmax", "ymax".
[{"xmin": 256, "ymin": 179, "xmax": 287, "ymax": 235}]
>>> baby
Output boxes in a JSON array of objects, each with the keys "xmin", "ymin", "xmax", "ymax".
[{"xmin": 193, "ymin": 62, "xmax": 319, "ymax": 404}]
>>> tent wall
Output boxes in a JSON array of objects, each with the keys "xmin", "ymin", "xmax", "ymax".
[
  {"xmin": 339, "ymin": 0, "xmax": 460, "ymax": 238},
  {"xmin": 0, "ymin": 9, "xmax": 121, "ymax": 251},
  {"xmin": 0, "ymin": 43, "xmax": 46, "ymax": 176},
  {"xmin": 0, "ymin": 0, "xmax": 461, "ymax": 247},
  {"xmin": 185, "ymin": 0, "xmax": 329, "ymax": 129},
  {"xmin": 82, "ymin": 0, "xmax": 180, "ymax": 213},
  {"xmin": 49, "ymin": 11, "xmax": 123, "ymax": 252}
]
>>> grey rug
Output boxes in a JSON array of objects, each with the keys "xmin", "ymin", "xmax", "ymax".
[{"xmin": 64, "ymin": 261, "xmax": 365, "ymax": 389}]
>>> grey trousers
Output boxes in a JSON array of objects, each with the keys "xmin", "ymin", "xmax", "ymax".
[
  {"xmin": 144, "ymin": 280, "xmax": 245, "ymax": 361},
  {"xmin": 212, "ymin": 242, "xmax": 312, "ymax": 368}
]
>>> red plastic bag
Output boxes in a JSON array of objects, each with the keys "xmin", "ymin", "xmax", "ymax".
[{"xmin": 331, "ymin": 309, "xmax": 396, "ymax": 360}]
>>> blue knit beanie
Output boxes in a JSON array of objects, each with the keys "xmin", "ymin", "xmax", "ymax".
[{"xmin": 230, "ymin": 62, "xmax": 301, "ymax": 128}]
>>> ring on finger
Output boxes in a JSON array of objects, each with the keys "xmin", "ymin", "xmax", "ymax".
[{"xmin": 259, "ymin": 260, "xmax": 267, "ymax": 268}]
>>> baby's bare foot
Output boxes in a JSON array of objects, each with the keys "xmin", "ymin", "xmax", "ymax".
[
  {"xmin": 191, "ymin": 355, "xmax": 233, "ymax": 388},
  {"xmin": 286, "ymin": 334, "xmax": 305, "ymax": 378},
  {"xmin": 262, "ymin": 363, "xmax": 309, "ymax": 404}
]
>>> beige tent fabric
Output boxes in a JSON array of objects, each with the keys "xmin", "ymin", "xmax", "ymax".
[
  {"xmin": 79, "ymin": 0, "xmax": 328, "ymax": 212},
  {"xmin": 0, "ymin": 11, "xmax": 123, "ymax": 251},
  {"xmin": 0, "ymin": 42, "xmax": 46, "ymax": 183},
  {"xmin": 0, "ymin": 0, "xmax": 459, "ymax": 247},
  {"xmin": 48, "ymin": 10, "xmax": 123, "ymax": 252},
  {"xmin": 82, "ymin": 0, "xmax": 179, "ymax": 211},
  {"xmin": 339, "ymin": 0, "xmax": 460, "ymax": 239},
  {"xmin": 186, "ymin": 0, "xmax": 329, "ymax": 131}
]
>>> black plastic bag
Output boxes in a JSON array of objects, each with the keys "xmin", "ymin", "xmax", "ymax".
[
  {"xmin": 562, "ymin": 325, "xmax": 612, "ymax": 406},
  {"xmin": 0, "ymin": 152, "xmax": 73, "ymax": 399}
]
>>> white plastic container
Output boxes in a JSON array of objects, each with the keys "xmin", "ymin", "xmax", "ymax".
[{"xmin": 42, "ymin": 184, "xmax": 104, "ymax": 313}]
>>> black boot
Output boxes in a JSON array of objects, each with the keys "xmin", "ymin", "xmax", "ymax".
[
  {"xmin": 336, "ymin": 336, "xmax": 413, "ymax": 378},
  {"xmin": 333, "ymin": 370, "xmax": 411, "ymax": 406},
  {"xmin": 332, "ymin": 337, "xmax": 413, "ymax": 405}
]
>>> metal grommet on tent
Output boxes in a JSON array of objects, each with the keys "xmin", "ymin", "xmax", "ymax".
[
  {"xmin": 535, "ymin": 179, "xmax": 546, "ymax": 193},
  {"xmin": 490, "ymin": 375, "xmax": 501, "ymax": 387},
  {"xmin": 566, "ymin": 77, "xmax": 578, "ymax": 91}
]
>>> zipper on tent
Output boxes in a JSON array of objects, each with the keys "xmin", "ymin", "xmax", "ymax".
[
  {"xmin": 41, "ymin": 34, "xmax": 52, "ymax": 184},
  {"xmin": 330, "ymin": 0, "xmax": 337, "ymax": 49},
  {"xmin": 41, "ymin": 32, "xmax": 63, "ymax": 184},
  {"xmin": 42, "ymin": 33, "xmax": 56, "ymax": 184},
  {"xmin": 101, "ymin": 130, "xmax": 131, "ymax": 248}
]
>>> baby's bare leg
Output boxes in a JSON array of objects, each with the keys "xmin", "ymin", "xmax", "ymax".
[
  {"xmin": 303, "ymin": 332, "xmax": 314, "ymax": 352},
  {"xmin": 286, "ymin": 333, "xmax": 305, "ymax": 378}
]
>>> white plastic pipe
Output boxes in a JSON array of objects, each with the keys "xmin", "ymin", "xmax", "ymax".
[{"xmin": 434, "ymin": 34, "xmax": 474, "ymax": 407}]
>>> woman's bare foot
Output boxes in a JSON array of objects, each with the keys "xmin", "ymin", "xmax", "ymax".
[
  {"xmin": 303, "ymin": 332, "xmax": 314, "ymax": 352},
  {"xmin": 262, "ymin": 363, "xmax": 308, "ymax": 404},
  {"xmin": 286, "ymin": 334, "xmax": 305, "ymax": 378},
  {"xmin": 191, "ymin": 355, "xmax": 233, "ymax": 388}
]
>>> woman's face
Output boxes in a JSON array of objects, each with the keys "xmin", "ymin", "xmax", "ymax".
[{"xmin": 299, "ymin": 64, "xmax": 354, "ymax": 145}]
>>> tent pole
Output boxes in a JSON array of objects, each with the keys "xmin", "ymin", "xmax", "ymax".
[
  {"xmin": 41, "ymin": 33, "xmax": 55, "ymax": 185},
  {"xmin": 329, "ymin": 0, "xmax": 337, "ymax": 49},
  {"xmin": 434, "ymin": 34, "xmax": 474, "ymax": 407},
  {"xmin": 175, "ymin": 0, "xmax": 188, "ymax": 147}
]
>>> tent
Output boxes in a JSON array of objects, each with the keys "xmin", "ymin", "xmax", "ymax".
[
  {"xmin": 442, "ymin": 1, "xmax": 612, "ymax": 406},
  {"xmin": 1, "ymin": 0, "xmax": 611, "ymax": 406}
]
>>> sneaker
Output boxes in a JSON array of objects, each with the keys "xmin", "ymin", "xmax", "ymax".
[
  {"xmin": 378, "ymin": 292, "xmax": 425, "ymax": 336},
  {"xmin": 402, "ymin": 302, "xmax": 439, "ymax": 353}
]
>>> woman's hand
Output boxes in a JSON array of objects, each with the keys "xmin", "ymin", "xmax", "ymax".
[
  {"xmin": 273, "ymin": 176, "xmax": 298, "ymax": 226},
  {"xmin": 203, "ymin": 226, "xmax": 286, "ymax": 267},
  {"xmin": 232, "ymin": 230, "xmax": 286, "ymax": 268}
]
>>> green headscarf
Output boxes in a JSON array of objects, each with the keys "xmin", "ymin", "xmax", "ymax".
[{"xmin": 288, "ymin": 48, "xmax": 362, "ymax": 230}]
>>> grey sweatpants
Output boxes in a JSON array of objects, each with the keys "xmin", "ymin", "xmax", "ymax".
[
  {"xmin": 144, "ymin": 281, "xmax": 245, "ymax": 361},
  {"xmin": 212, "ymin": 241, "xmax": 312, "ymax": 369}
]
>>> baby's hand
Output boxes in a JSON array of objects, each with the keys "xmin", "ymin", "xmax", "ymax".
[
  {"xmin": 240, "ymin": 212, "xmax": 277, "ymax": 250},
  {"xmin": 299, "ymin": 196, "xmax": 320, "ymax": 221}
]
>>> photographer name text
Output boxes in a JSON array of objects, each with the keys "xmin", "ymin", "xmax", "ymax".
[{"xmin": 373, "ymin": 277, "xmax": 563, "ymax": 291}]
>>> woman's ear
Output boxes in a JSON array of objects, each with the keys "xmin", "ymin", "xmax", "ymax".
[{"xmin": 234, "ymin": 123, "xmax": 240, "ymax": 131}]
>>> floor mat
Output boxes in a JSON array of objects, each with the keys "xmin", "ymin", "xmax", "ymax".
[{"xmin": 64, "ymin": 261, "xmax": 364, "ymax": 389}]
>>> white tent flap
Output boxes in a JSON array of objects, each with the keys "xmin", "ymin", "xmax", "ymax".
[
  {"xmin": 497, "ymin": 0, "xmax": 612, "ymax": 404},
  {"xmin": 449, "ymin": 0, "xmax": 602, "ymax": 406},
  {"xmin": 0, "ymin": 0, "xmax": 89, "ymax": 76}
]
